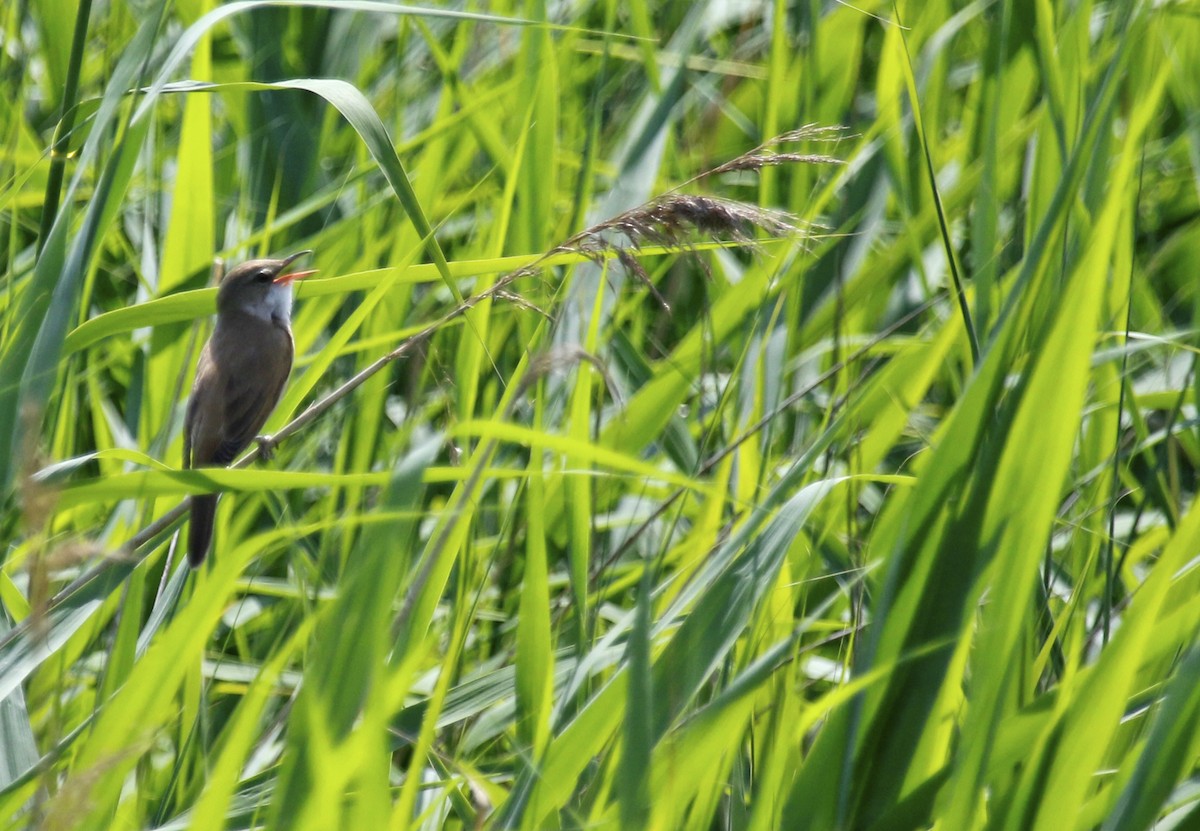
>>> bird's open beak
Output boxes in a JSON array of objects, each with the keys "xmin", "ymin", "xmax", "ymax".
[
  {"xmin": 274, "ymin": 250, "xmax": 317, "ymax": 285},
  {"xmin": 274, "ymin": 268, "xmax": 317, "ymax": 285}
]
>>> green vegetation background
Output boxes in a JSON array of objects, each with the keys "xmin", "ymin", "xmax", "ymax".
[{"xmin": 2, "ymin": 1, "xmax": 1200, "ymax": 828}]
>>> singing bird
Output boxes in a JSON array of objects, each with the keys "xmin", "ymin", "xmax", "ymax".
[{"xmin": 184, "ymin": 251, "xmax": 315, "ymax": 566}]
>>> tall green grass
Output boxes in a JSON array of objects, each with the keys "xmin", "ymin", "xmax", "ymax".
[{"xmin": 2, "ymin": 1, "xmax": 1200, "ymax": 828}]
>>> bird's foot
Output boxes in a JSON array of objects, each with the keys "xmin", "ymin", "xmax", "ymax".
[{"xmin": 255, "ymin": 434, "xmax": 276, "ymax": 462}]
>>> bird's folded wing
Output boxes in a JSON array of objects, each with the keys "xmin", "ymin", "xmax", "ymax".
[
  {"xmin": 213, "ymin": 326, "xmax": 293, "ymax": 464},
  {"xmin": 213, "ymin": 373, "xmax": 288, "ymax": 464}
]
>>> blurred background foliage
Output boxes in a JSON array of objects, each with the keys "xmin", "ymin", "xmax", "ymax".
[{"xmin": 3, "ymin": 0, "xmax": 1200, "ymax": 829}]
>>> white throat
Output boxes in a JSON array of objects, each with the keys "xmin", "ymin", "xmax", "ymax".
[{"xmin": 240, "ymin": 283, "xmax": 294, "ymax": 324}]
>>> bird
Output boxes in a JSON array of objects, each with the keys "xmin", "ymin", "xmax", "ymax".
[{"xmin": 183, "ymin": 251, "xmax": 316, "ymax": 567}]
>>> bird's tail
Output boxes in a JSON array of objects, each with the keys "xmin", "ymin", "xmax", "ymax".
[{"xmin": 188, "ymin": 494, "xmax": 217, "ymax": 567}]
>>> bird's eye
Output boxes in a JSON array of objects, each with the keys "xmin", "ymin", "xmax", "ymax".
[{"xmin": 255, "ymin": 268, "xmax": 273, "ymax": 283}]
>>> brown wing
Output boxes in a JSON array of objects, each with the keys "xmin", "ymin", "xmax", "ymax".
[
  {"xmin": 212, "ymin": 317, "xmax": 293, "ymax": 464},
  {"xmin": 185, "ymin": 342, "xmax": 220, "ymax": 468},
  {"xmin": 187, "ymin": 315, "xmax": 293, "ymax": 467},
  {"xmin": 184, "ymin": 342, "xmax": 224, "ymax": 565}
]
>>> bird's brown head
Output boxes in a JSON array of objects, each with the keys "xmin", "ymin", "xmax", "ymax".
[{"xmin": 216, "ymin": 250, "xmax": 317, "ymax": 321}]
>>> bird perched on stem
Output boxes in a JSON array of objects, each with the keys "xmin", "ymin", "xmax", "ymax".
[{"xmin": 184, "ymin": 251, "xmax": 315, "ymax": 566}]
